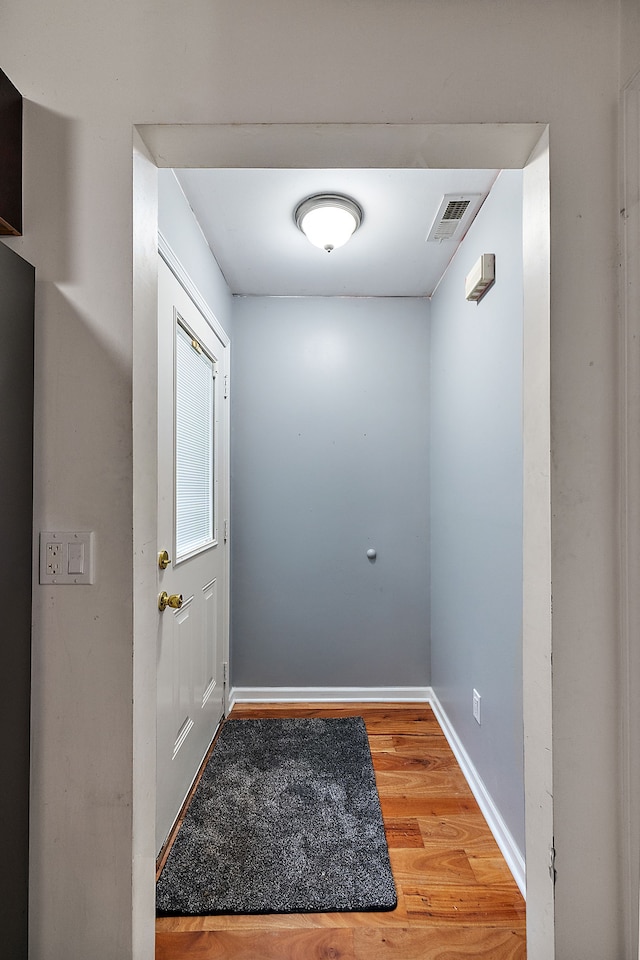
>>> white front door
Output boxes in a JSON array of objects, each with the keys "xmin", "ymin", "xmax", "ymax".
[{"xmin": 156, "ymin": 255, "xmax": 229, "ymax": 853}]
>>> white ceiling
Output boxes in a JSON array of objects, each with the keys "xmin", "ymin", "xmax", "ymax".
[{"xmin": 175, "ymin": 167, "xmax": 499, "ymax": 298}]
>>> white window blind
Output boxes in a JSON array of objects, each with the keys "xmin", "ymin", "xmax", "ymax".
[{"xmin": 175, "ymin": 321, "xmax": 215, "ymax": 559}]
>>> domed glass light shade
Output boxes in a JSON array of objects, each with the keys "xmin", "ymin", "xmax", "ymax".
[{"xmin": 295, "ymin": 194, "xmax": 363, "ymax": 253}]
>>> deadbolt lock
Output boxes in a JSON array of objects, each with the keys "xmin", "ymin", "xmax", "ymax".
[
  {"xmin": 158, "ymin": 591, "xmax": 183, "ymax": 612},
  {"xmin": 158, "ymin": 549, "xmax": 170, "ymax": 570}
]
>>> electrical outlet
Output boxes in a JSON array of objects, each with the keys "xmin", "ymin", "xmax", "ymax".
[
  {"xmin": 40, "ymin": 531, "xmax": 95, "ymax": 584},
  {"xmin": 46, "ymin": 541, "xmax": 62, "ymax": 576},
  {"xmin": 473, "ymin": 689, "xmax": 481, "ymax": 725}
]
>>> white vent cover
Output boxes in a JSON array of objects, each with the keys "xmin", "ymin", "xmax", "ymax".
[{"xmin": 426, "ymin": 193, "xmax": 484, "ymax": 243}]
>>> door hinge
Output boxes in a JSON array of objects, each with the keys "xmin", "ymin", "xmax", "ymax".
[
  {"xmin": 223, "ymin": 661, "xmax": 228, "ymax": 686},
  {"xmin": 549, "ymin": 844, "xmax": 557, "ymax": 886},
  {"xmin": 224, "ymin": 374, "xmax": 229, "ymax": 399},
  {"xmin": 223, "ymin": 519, "xmax": 229, "ymax": 543}
]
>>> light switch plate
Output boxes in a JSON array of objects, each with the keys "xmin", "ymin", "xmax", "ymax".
[
  {"xmin": 39, "ymin": 531, "xmax": 95, "ymax": 584},
  {"xmin": 472, "ymin": 688, "xmax": 482, "ymax": 725}
]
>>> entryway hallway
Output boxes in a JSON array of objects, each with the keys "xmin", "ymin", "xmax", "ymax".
[{"xmin": 156, "ymin": 702, "xmax": 526, "ymax": 960}]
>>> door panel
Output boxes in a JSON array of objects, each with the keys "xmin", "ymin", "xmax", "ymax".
[
  {"xmin": 156, "ymin": 256, "xmax": 229, "ymax": 853},
  {"xmin": 173, "ymin": 598, "xmax": 194, "ymax": 757},
  {"xmin": 201, "ymin": 577, "xmax": 219, "ymax": 708}
]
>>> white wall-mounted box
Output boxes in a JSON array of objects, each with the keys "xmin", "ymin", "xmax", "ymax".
[{"xmin": 465, "ymin": 253, "xmax": 495, "ymax": 302}]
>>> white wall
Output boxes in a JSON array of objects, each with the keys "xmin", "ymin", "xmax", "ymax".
[
  {"xmin": 430, "ymin": 170, "xmax": 524, "ymax": 855},
  {"xmin": 619, "ymin": 5, "xmax": 640, "ymax": 957},
  {"xmin": 158, "ymin": 170, "xmax": 233, "ymax": 336},
  {"xmin": 621, "ymin": 0, "xmax": 640, "ymax": 88},
  {"xmin": 231, "ymin": 295, "xmax": 430, "ymax": 688},
  {"xmin": 0, "ymin": 2, "xmax": 624, "ymax": 957}
]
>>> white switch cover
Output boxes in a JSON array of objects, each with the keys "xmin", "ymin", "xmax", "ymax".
[
  {"xmin": 68, "ymin": 542, "xmax": 84, "ymax": 575},
  {"xmin": 40, "ymin": 531, "xmax": 95, "ymax": 584},
  {"xmin": 472, "ymin": 688, "xmax": 482, "ymax": 725}
]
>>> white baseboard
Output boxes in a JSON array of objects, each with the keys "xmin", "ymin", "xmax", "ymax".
[
  {"xmin": 429, "ymin": 689, "xmax": 526, "ymax": 898},
  {"xmin": 227, "ymin": 684, "xmax": 526, "ymax": 898},
  {"xmin": 229, "ymin": 686, "xmax": 432, "ymax": 712}
]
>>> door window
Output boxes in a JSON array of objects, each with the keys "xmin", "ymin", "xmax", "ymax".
[{"xmin": 175, "ymin": 317, "xmax": 216, "ymax": 560}]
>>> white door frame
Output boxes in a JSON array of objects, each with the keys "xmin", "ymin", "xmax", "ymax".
[
  {"xmin": 620, "ymin": 71, "xmax": 640, "ymax": 960},
  {"xmin": 132, "ymin": 122, "xmax": 553, "ymax": 959}
]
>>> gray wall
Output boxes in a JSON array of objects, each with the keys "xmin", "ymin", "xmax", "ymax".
[
  {"xmin": 231, "ymin": 295, "xmax": 430, "ymax": 687},
  {"xmin": 158, "ymin": 170, "xmax": 233, "ymax": 336},
  {"xmin": 430, "ymin": 170, "xmax": 524, "ymax": 854}
]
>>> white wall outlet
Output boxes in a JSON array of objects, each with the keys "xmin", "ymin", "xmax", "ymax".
[
  {"xmin": 39, "ymin": 531, "xmax": 95, "ymax": 584},
  {"xmin": 46, "ymin": 541, "xmax": 62, "ymax": 576},
  {"xmin": 473, "ymin": 688, "xmax": 482, "ymax": 725}
]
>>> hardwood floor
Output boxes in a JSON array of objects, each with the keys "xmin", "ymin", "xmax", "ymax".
[{"xmin": 156, "ymin": 703, "xmax": 526, "ymax": 959}]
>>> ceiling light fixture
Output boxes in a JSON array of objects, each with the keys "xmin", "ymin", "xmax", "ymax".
[{"xmin": 295, "ymin": 194, "xmax": 363, "ymax": 253}]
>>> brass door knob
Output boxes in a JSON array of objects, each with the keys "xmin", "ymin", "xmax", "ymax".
[{"xmin": 158, "ymin": 591, "xmax": 183, "ymax": 612}]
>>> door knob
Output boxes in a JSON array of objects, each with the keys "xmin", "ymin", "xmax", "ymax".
[{"xmin": 158, "ymin": 591, "xmax": 183, "ymax": 612}]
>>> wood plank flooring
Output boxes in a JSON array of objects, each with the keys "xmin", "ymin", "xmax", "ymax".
[{"xmin": 156, "ymin": 703, "xmax": 526, "ymax": 959}]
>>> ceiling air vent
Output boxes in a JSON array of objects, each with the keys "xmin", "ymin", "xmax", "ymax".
[{"xmin": 426, "ymin": 193, "xmax": 484, "ymax": 243}]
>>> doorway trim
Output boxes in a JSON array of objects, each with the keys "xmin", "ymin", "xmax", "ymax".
[
  {"xmin": 132, "ymin": 122, "xmax": 553, "ymax": 959},
  {"xmin": 620, "ymin": 70, "xmax": 640, "ymax": 960}
]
